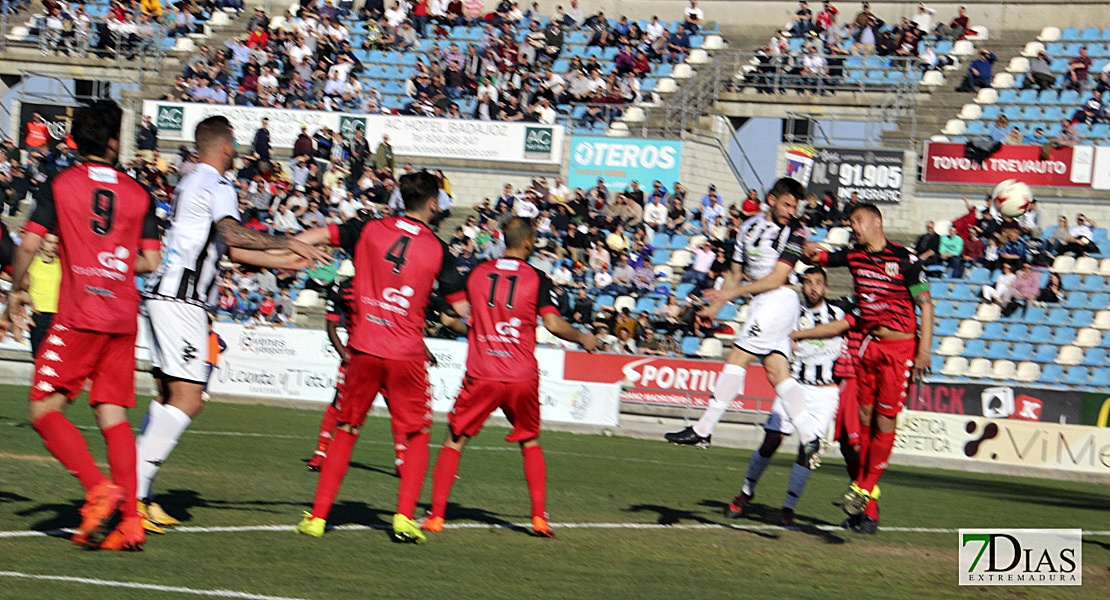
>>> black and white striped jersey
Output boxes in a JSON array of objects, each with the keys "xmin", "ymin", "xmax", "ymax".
[{"xmin": 792, "ymin": 299, "xmax": 849, "ymax": 386}]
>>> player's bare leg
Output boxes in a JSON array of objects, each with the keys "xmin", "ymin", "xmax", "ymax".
[{"xmin": 135, "ymin": 378, "xmax": 204, "ymax": 531}]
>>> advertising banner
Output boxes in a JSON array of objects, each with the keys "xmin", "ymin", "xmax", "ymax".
[
  {"xmin": 1080, "ymin": 392, "xmax": 1110, "ymax": 427},
  {"xmin": 18, "ymin": 102, "xmax": 75, "ymax": 150},
  {"xmin": 142, "ymin": 101, "xmax": 565, "ymax": 165},
  {"xmin": 566, "ymin": 136, "xmax": 683, "ymax": 191},
  {"xmin": 783, "ymin": 145, "xmax": 905, "ymax": 203},
  {"xmin": 562, "ymin": 352, "xmax": 776, "ymax": 413},
  {"xmin": 906, "ymin": 381, "xmax": 1082, "ymax": 424},
  {"xmin": 894, "ymin": 410, "xmax": 1110, "ymax": 475},
  {"xmin": 921, "ymin": 142, "xmax": 1093, "ymax": 187}
]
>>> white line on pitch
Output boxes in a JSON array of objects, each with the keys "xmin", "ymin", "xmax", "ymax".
[
  {"xmin": 0, "ymin": 570, "xmax": 309, "ymax": 600},
  {"xmin": 3, "ymin": 523, "xmax": 1109, "ymax": 539}
]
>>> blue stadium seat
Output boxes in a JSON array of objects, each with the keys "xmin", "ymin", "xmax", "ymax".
[
  {"xmin": 1050, "ymin": 58, "xmax": 1070, "ymax": 73},
  {"xmin": 935, "ymin": 319, "xmax": 959, "ymax": 337},
  {"xmin": 1052, "ymin": 328, "xmax": 1077, "ymax": 345},
  {"xmin": 1046, "ymin": 308, "xmax": 1070, "ymax": 326},
  {"xmin": 1016, "ymin": 89, "xmax": 1038, "ymax": 104},
  {"xmin": 984, "ymin": 341, "xmax": 1011, "ymax": 360},
  {"xmin": 596, "ymin": 294, "xmax": 615, "ymax": 307},
  {"xmin": 1070, "ymin": 310, "xmax": 1095, "ymax": 328},
  {"xmin": 655, "ymin": 63, "xmax": 674, "ymax": 77},
  {"xmin": 681, "ymin": 336, "xmax": 701, "ymax": 356},
  {"xmin": 1102, "ymin": 330, "xmax": 1110, "ymax": 348},
  {"xmin": 846, "ymin": 56, "xmax": 864, "ymax": 69},
  {"xmin": 968, "ymin": 268, "xmax": 991, "ymax": 284},
  {"xmin": 930, "ymin": 282, "xmax": 950, "ymax": 299},
  {"xmin": 955, "ymin": 302, "xmax": 978, "ymax": 319},
  {"xmin": 863, "ymin": 56, "xmax": 885, "ymax": 69},
  {"xmin": 635, "ymin": 297, "xmax": 657, "ymax": 313},
  {"xmin": 669, "ymin": 235, "xmax": 689, "ymax": 250},
  {"xmin": 1083, "ymin": 27, "xmax": 1101, "ymax": 41},
  {"xmin": 1091, "ymin": 367, "xmax": 1110, "ymax": 386},
  {"xmin": 1029, "ymin": 325, "xmax": 1053, "ymax": 343},
  {"xmin": 1060, "ymin": 27, "xmax": 1081, "ymax": 41},
  {"xmin": 1021, "ymin": 106, "xmax": 1043, "ymax": 121},
  {"xmin": 1034, "ymin": 344, "xmax": 1059, "ymax": 363},
  {"xmin": 1003, "ymin": 105, "xmax": 1023, "ymax": 120},
  {"xmin": 864, "ymin": 70, "xmax": 886, "ymax": 85},
  {"xmin": 1005, "ymin": 323, "xmax": 1030, "ymax": 339},
  {"xmin": 931, "ymin": 355, "xmax": 946, "ymax": 373},
  {"xmin": 1079, "ymin": 275, "xmax": 1106, "ymax": 292},
  {"xmin": 1039, "ymin": 364, "xmax": 1065, "ymax": 384},
  {"xmin": 966, "ymin": 121, "xmax": 988, "ymax": 136},
  {"xmin": 653, "ymin": 233, "xmax": 671, "ymax": 248},
  {"xmin": 641, "ymin": 78, "xmax": 658, "ymax": 93},
  {"xmin": 981, "ymin": 321, "xmax": 1005, "ymax": 340},
  {"xmin": 935, "ymin": 40, "xmax": 954, "ymax": 55},
  {"xmin": 651, "ymin": 250, "xmax": 671, "ymax": 265},
  {"xmin": 1063, "ymin": 291, "xmax": 1090, "ymax": 309},
  {"xmin": 1088, "ymin": 43, "xmax": 1108, "ymax": 58},
  {"xmin": 717, "ymin": 303, "xmax": 739, "ymax": 321},
  {"xmin": 1059, "ymin": 89, "xmax": 1080, "ymax": 104},
  {"xmin": 1011, "ymin": 342, "xmax": 1035, "ymax": 362},
  {"xmin": 981, "ymin": 105, "xmax": 1002, "ymax": 121},
  {"xmin": 961, "ymin": 339, "xmax": 987, "ymax": 358},
  {"xmin": 934, "ymin": 300, "xmax": 955, "ymax": 319},
  {"xmin": 1064, "ymin": 42, "xmax": 1085, "ymax": 56},
  {"xmin": 998, "ymin": 89, "xmax": 1019, "ymax": 104},
  {"xmin": 1093, "ymin": 228, "xmax": 1108, "ymax": 244},
  {"xmin": 1061, "ymin": 273, "xmax": 1082, "ymax": 290},
  {"xmin": 951, "ymin": 284, "xmax": 976, "ymax": 302},
  {"xmin": 674, "ymin": 283, "xmax": 694, "ymax": 299},
  {"xmin": 1063, "ymin": 366, "xmax": 1090, "ymax": 386},
  {"xmin": 1089, "ymin": 292, "xmax": 1109, "ymax": 308},
  {"xmin": 1082, "ymin": 347, "xmax": 1107, "ymax": 366},
  {"xmin": 1038, "ymin": 89, "xmax": 1060, "ymax": 105}
]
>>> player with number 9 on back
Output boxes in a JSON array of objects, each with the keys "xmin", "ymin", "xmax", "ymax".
[{"xmin": 292, "ymin": 171, "xmax": 469, "ymax": 544}]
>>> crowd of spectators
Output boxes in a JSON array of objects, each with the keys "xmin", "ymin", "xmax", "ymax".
[
  {"xmin": 161, "ymin": 0, "xmax": 708, "ymax": 127},
  {"xmin": 913, "ymin": 195, "xmax": 1101, "ymax": 317},
  {"xmin": 741, "ymin": 2, "xmax": 967, "ymax": 94}
]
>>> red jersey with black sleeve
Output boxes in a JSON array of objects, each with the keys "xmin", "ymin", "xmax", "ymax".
[
  {"xmin": 325, "ymin": 279, "xmax": 356, "ymax": 329},
  {"xmin": 328, "ymin": 215, "xmax": 465, "ymax": 361},
  {"xmin": 819, "ymin": 241, "xmax": 928, "ymax": 336},
  {"xmin": 464, "ymin": 257, "xmax": 561, "ymax": 382},
  {"xmin": 829, "ymin": 297, "xmax": 862, "ymax": 379},
  {"xmin": 23, "ymin": 161, "xmax": 160, "ymax": 334}
]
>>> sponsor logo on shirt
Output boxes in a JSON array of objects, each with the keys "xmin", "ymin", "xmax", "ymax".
[
  {"xmin": 396, "ymin": 220, "xmax": 420, "ymax": 235},
  {"xmin": 365, "ymin": 286, "xmax": 414, "ymax": 316},
  {"xmin": 479, "ymin": 318, "xmax": 524, "ymax": 345},
  {"xmin": 87, "ymin": 166, "xmax": 119, "ymax": 184},
  {"xmin": 885, "ymin": 261, "xmax": 900, "ymax": 277}
]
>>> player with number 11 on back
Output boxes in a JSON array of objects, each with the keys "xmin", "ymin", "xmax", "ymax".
[{"xmin": 292, "ymin": 171, "xmax": 470, "ymax": 544}]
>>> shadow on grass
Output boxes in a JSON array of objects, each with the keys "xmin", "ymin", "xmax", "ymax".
[
  {"xmin": 1084, "ymin": 538, "xmax": 1110, "ymax": 552},
  {"xmin": 15, "ymin": 499, "xmax": 82, "ymax": 536},
  {"xmin": 433, "ymin": 503, "xmax": 546, "ymax": 537},
  {"xmin": 348, "ymin": 461, "xmax": 400, "ymax": 479},
  {"xmin": 883, "ymin": 469, "xmax": 1110, "ymax": 511},
  {"xmin": 0, "ymin": 491, "xmax": 31, "ymax": 504}
]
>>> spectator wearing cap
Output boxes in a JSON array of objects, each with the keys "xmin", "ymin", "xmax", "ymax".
[{"xmin": 956, "ymin": 48, "xmax": 996, "ymax": 92}]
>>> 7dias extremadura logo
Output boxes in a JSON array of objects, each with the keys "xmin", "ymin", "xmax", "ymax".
[{"xmin": 959, "ymin": 529, "xmax": 1082, "ymax": 586}]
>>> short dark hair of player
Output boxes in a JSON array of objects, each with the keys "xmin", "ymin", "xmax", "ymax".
[
  {"xmin": 768, "ymin": 177, "xmax": 806, "ymax": 201},
  {"xmin": 195, "ymin": 116, "xmax": 234, "ymax": 153},
  {"xmin": 848, "ymin": 202, "xmax": 882, "ymax": 220},
  {"xmin": 71, "ymin": 100, "xmax": 122, "ymax": 159},
  {"xmin": 803, "ymin": 266, "xmax": 827, "ymax": 283},
  {"xmin": 398, "ymin": 170, "xmax": 441, "ymax": 212},
  {"xmin": 503, "ymin": 217, "xmax": 536, "ymax": 250}
]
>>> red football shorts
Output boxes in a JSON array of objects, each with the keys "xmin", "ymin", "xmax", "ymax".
[
  {"xmin": 834, "ymin": 376, "xmax": 860, "ymax": 444},
  {"xmin": 330, "ymin": 363, "xmax": 348, "ymax": 409},
  {"xmin": 339, "ymin": 350, "xmax": 431, "ymax": 435},
  {"xmin": 448, "ymin": 376, "xmax": 541, "ymax": 443},
  {"xmin": 29, "ymin": 325, "xmax": 136, "ymax": 407},
  {"xmin": 856, "ymin": 336, "xmax": 917, "ymax": 419}
]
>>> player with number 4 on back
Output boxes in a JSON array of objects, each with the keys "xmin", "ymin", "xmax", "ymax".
[
  {"xmin": 1, "ymin": 101, "xmax": 162, "ymax": 551},
  {"xmin": 293, "ymin": 171, "xmax": 469, "ymax": 544},
  {"xmin": 421, "ymin": 218, "xmax": 597, "ymax": 538}
]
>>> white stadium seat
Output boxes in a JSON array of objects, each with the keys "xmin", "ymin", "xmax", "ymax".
[
  {"xmin": 941, "ymin": 356, "xmax": 969, "ymax": 376},
  {"xmin": 696, "ymin": 337, "xmax": 724, "ymax": 358},
  {"xmin": 823, "ymin": 227, "xmax": 851, "ymax": 248},
  {"xmin": 991, "ymin": 360, "xmax": 1017, "ymax": 380},
  {"xmin": 1057, "ymin": 345, "xmax": 1084, "ymax": 366},
  {"xmin": 1099, "ymin": 258, "xmax": 1110, "ymax": 276},
  {"xmin": 655, "ymin": 78, "xmax": 678, "ymax": 93},
  {"xmin": 968, "ymin": 358, "xmax": 992, "ymax": 377},
  {"xmin": 974, "ymin": 88, "xmax": 999, "ymax": 104},
  {"xmin": 607, "ymin": 122, "xmax": 630, "ymax": 137},
  {"xmin": 991, "ymin": 73, "xmax": 1015, "ymax": 89},
  {"xmin": 969, "ymin": 26, "xmax": 989, "ymax": 40},
  {"xmin": 1036, "ymin": 27, "xmax": 1061, "ymax": 42},
  {"xmin": 956, "ymin": 319, "xmax": 983, "ymax": 339},
  {"xmin": 938, "ymin": 337, "xmax": 964, "ymax": 357},
  {"xmin": 1093, "ymin": 310, "xmax": 1110, "ymax": 330},
  {"xmin": 293, "ymin": 290, "xmax": 319, "ymax": 308},
  {"xmin": 654, "ymin": 265, "xmax": 675, "ymax": 282},
  {"xmin": 621, "ymin": 107, "xmax": 645, "ymax": 123},
  {"xmin": 1073, "ymin": 256, "xmax": 1098, "ymax": 275},
  {"xmin": 1006, "ymin": 57, "xmax": 1030, "ymax": 74},
  {"xmin": 1052, "ymin": 255, "xmax": 1076, "ymax": 274},
  {"xmin": 930, "ymin": 135, "xmax": 950, "ymax": 142},
  {"xmin": 952, "ymin": 40, "xmax": 975, "ymax": 57},
  {"xmin": 958, "ymin": 104, "xmax": 983, "ymax": 120},
  {"xmin": 1015, "ymin": 361, "xmax": 1041, "ymax": 383},
  {"xmin": 736, "ymin": 304, "xmax": 750, "ymax": 323},
  {"xmin": 671, "ymin": 64, "xmax": 695, "ymax": 79},
  {"xmin": 975, "ymin": 303, "xmax": 1001, "ymax": 322},
  {"xmin": 208, "ymin": 11, "xmax": 230, "ymax": 26},
  {"xmin": 174, "ymin": 37, "xmax": 196, "ymax": 53},
  {"xmin": 1022, "ymin": 41, "xmax": 1046, "ymax": 57},
  {"xmin": 667, "ymin": 250, "xmax": 693, "ymax": 268},
  {"xmin": 687, "ymin": 49, "xmax": 710, "ymax": 65},
  {"xmin": 614, "ymin": 295, "xmax": 636, "ymax": 313},
  {"xmin": 941, "ymin": 119, "xmax": 967, "ymax": 135},
  {"xmin": 1076, "ymin": 328, "xmax": 1101, "ymax": 348},
  {"xmin": 704, "ymin": 35, "xmax": 726, "ymax": 50},
  {"xmin": 920, "ymin": 71, "xmax": 945, "ymax": 86}
]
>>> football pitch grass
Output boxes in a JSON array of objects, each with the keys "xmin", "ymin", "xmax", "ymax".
[{"xmin": 0, "ymin": 385, "xmax": 1107, "ymax": 600}]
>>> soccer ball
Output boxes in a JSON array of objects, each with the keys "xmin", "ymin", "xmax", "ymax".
[{"xmin": 991, "ymin": 179, "xmax": 1033, "ymax": 218}]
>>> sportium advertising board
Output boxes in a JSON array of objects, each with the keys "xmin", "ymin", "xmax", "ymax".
[
  {"xmin": 782, "ymin": 145, "xmax": 905, "ymax": 203},
  {"xmin": 142, "ymin": 101, "xmax": 564, "ymax": 165},
  {"xmin": 566, "ymin": 136, "xmax": 683, "ymax": 191}
]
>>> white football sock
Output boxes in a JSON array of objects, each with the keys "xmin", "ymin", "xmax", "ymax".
[
  {"xmin": 775, "ymin": 379, "xmax": 817, "ymax": 444},
  {"xmin": 783, "ymin": 463, "xmax": 813, "ymax": 510},
  {"xmin": 136, "ymin": 401, "xmax": 192, "ymax": 500},
  {"xmin": 694, "ymin": 364, "xmax": 746, "ymax": 437}
]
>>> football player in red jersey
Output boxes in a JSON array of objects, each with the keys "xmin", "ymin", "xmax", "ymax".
[
  {"xmin": 806, "ymin": 203, "xmax": 934, "ymax": 534},
  {"xmin": 421, "ymin": 217, "xmax": 597, "ymax": 538},
  {"xmin": 292, "ymin": 171, "xmax": 469, "ymax": 543},
  {"xmin": 1, "ymin": 100, "xmax": 161, "ymax": 550}
]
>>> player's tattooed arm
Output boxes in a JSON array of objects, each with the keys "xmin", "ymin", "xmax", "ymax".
[
  {"xmin": 217, "ymin": 217, "xmax": 332, "ymax": 265},
  {"xmin": 913, "ymin": 290, "xmax": 934, "ymax": 382}
]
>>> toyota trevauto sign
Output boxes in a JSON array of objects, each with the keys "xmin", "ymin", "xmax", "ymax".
[{"xmin": 567, "ymin": 136, "xmax": 682, "ymax": 191}]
